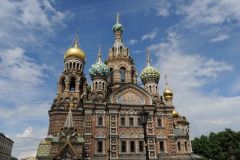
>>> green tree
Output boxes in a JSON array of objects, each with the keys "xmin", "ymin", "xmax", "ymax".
[{"xmin": 192, "ymin": 129, "xmax": 240, "ymax": 160}]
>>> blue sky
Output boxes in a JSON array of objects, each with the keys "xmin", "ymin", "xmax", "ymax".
[{"xmin": 0, "ymin": 0, "xmax": 240, "ymax": 158}]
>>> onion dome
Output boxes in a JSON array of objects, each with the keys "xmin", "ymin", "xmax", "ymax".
[
  {"xmin": 140, "ymin": 50, "xmax": 160, "ymax": 84},
  {"xmin": 89, "ymin": 47, "xmax": 110, "ymax": 79},
  {"xmin": 173, "ymin": 109, "xmax": 179, "ymax": 118},
  {"xmin": 112, "ymin": 12, "xmax": 124, "ymax": 33},
  {"xmin": 163, "ymin": 75, "xmax": 173, "ymax": 99},
  {"xmin": 64, "ymin": 34, "xmax": 86, "ymax": 60}
]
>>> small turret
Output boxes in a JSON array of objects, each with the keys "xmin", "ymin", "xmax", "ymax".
[
  {"xmin": 140, "ymin": 49, "xmax": 160, "ymax": 95},
  {"xmin": 89, "ymin": 47, "xmax": 110, "ymax": 101},
  {"xmin": 163, "ymin": 75, "xmax": 173, "ymax": 106}
]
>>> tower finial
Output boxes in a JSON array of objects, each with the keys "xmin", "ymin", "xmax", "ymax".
[
  {"xmin": 97, "ymin": 45, "xmax": 102, "ymax": 63},
  {"xmin": 116, "ymin": 12, "xmax": 120, "ymax": 24},
  {"xmin": 164, "ymin": 75, "xmax": 168, "ymax": 86},
  {"xmin": 64, "ymin": 104, "xmax": 74, "ymax": 128},
  {"xmin": 146, "ymin": 48, "xmax": 151, "ymax": 66},
  {"xmin": 73, "ymin": 33, "xmax": 79, "ymax": 48}
]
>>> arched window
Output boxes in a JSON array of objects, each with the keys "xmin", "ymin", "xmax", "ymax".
[
  {"xmin": 185, "ymin": 141, "xmax": 188, "ymax": 151},
  {"xmin": 149, "ymin": 85, "xmax": 152, "ymax": 93},
  {"xmin": 102, "ymin": 82, "xmax": 105, "ymax": 90},
  {"xmin": 95, "ymin": 81, "xmax": 98, "ymax": 90},
  {"xmin": 76, "ymin": 63, "xmax": 79, "ymax": 70},
  {"xmin": 99, "ymin": 81, "xmax": 102, "ymax": 89},
  {"xmin": 178, "ymin": 142, "xmax": 181, "ymax": 151},
  {"xmin": 70, "ymin": 62, "xmax": 72, "ymax": 69},
  {"xmin": 120, "ymin": 67, "xmax": 126, "ymax": 82},
  {"xmin": 61, "ymin": 78, "xmax": 65, "ymax": 92},
  {"xmin": 131, "ymin": 69, "xmax": 135, "ymax": 82},
  {"xmin": 73, "ymin": 62, "xmax": 76, "ymax": 69},
  {"xmin": 70, "ymin": 77, "xmax": 76, "ymax": 92},
  {"xmin": 109, "ymin": 68, "xmax": 114, "ymax": 84}
]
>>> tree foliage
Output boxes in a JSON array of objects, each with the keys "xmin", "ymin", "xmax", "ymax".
[{"xmin": 192, "ymin": 129, "xmax": 240, "ymax": 160}]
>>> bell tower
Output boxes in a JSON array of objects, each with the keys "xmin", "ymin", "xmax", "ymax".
[
  {"xmin": 48, "ymin": 34, "xmax": 87, "ymax": 136},
  {"xmin": 106, "ymin": 13, "xmax": 137, "ymax": 90}
]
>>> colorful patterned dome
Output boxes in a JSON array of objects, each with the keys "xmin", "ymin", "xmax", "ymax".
[
  {"xmin": 89, "ymin": 48, "xmax": 110, "ymax": 78},
  {"xmin": 140, "ymin": 50, "xmax": 160, "ymax": 84},
  {"xmin": 140, "ymin": 65, "xmax": 160, "ymax": 84},
  {"xmin": 112, "ymin": 13, "xmax": 123, "ymax": 33}
]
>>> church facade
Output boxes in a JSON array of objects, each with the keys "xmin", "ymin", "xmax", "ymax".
[{"xmin": 36, "ymin": 14, "xmax": 193, "ymax": 160}]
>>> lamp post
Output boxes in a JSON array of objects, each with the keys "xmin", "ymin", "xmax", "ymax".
[{"xmin": 140, "ymin": 110, "xmax": 149, "ymax": 160}]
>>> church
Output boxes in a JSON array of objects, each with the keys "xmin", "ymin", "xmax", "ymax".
[{"xmin": 36, "ymin": 13, "xmax": 193, "ymax": 160}]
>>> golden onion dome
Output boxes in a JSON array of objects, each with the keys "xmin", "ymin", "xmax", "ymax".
[
  {"xmin": 64, "ymin": 34, "xmax": 86, "ymax": 60},
  {"xmin": 163, "ymin": 88, "xmax": 173, "ymax": 99},
  {"xmin": 172, "ymin": 109, "xmax": 179, "ymax": 118},
  {"xmin": 163, "ymin": 75, "xmax": 173, "ymax": 99}
]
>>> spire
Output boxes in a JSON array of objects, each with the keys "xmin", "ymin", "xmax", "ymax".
[
  {"xmin": 64, "ymin": 104, "xmax": 74, "ymax": 128},
  {"xmin": 97, "ymin": 45, "xmax": 102, "ymax": 63},
  {"xmin": 116, "ymin": 12, "xmax": 120, "ymax": 24},
  {"xmin": 146, "ymin": 48, "xmax": 151, "ymax": 66},
  {"xmin": 164, "ymin": 75, "xmax": 168, "ymax": 86},
  {"xmin": 72, "ymin": 33, "xmax": 80, "ymax": 48}
]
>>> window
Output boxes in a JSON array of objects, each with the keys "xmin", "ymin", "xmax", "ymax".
[
  {"xmin": 121, "ymin": 141, "xmax": 126, "ymax": 153},
  {"xmin": 178, "ymin": 141, "xmax": 181, "ymax": 151},
  {"xmin": 131, "ymin": 69, "xmax": 135, "ymax": 82},
  {"xmin": 98, "ymin": 117, "xmax": 103, "ymax": 126},
  {"xmin": 130, "ymin": 141, "xmax": 135, "ymax": 152},
  {"xmin": 121, "ymin": 117, "xmax": 125, "ymax": 126},
  {"xmin": 61, "ymin": 78, "xmax": 65, "ymax": 92},
  {"xmin": 185, "ymin": 141, "xmax": 188, "ymax": 151},
  {"xmin": 138, "ymin": 117, "xmax": 141, "ymax": 126},
  {"xmin": 120, "ymin": 67, "xmax": 126, "ymax": 82},
  {"xmin": 139, "ymin": 141, "xmax": 144, "ymax": 152},
  {"xmin": 129, "ymin": 117, "xmax": 134, "ymax": 126},
  {"xmin": 70, "ymin": 77, "xmax": 76, "ymax": 92},
  {"xmin": 157, "ymin": 118, "xmax": 162, "ymax": 127},
  {"xmin": 160, "ymin": 141, "xmax": 164, "ymax": 152},
  {"xmin": 109, "ymin": 68, "xmax": 114, "ymax": 84},
  {"xmin": 97, "ymin": 141, "xmax": 103, "ymax": 153}
]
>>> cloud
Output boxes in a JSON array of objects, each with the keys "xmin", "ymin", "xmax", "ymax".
[
  {"xmin": 141, "ymin": 30, "xmax": 158, "ymax": 41},
  {"xmin": 13, "ymin": 126, "xmax": 47, "ymax": 159},
  {"xmin": 153, "ymin": 0, "xmax": 172, "ymax": 17},
  {"xmin": 0, "ymin": 0, "xmax": 68, "ymax": 47},
  {"xmin": 0, "ymin": 1, "xmax": 68, "ymax": 158},
  {"xmin": 16, "ymin": 127, "xmax": 33, "ymax": 138},
  {"xmin": 209, "ymin": 34, "xmax": 230, "ymax": 42},
  {"xmin": 0, "ymin": 47, "xmax": 49, "ymax": 104},
  {"xmin": 128, "ymin": 39, "xmax": 138, "ymax": 45},
  {"xmin": 149, "ymin": 31, "xmax": 240, "ymax": 137},
  {"xmin": 178, "ymin": 0, "xmax": 240, "ymax": 26}
]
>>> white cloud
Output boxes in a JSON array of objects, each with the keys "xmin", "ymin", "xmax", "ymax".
[
  {"xmin": 149, "ymin": 31, "xmax": 240, "ymax": 137},
  {"xmin": 141, "ymin": 30, "xmax": 158, "ymax": 41},
  {"xmin": 153, "ymin": 0, "xmax": 172, "ymax": 17},
  {"xmin": 178, "ymin": 0, "xmax": 240, "ymax": 26},
  {"xmin": 128, "ymin": 39, "xmax": 138, "ymax": 45},
  {"xmin": 0, "ymin": 0, "xmax": 67, "ymax": 47},
  {"xmin": 16, "ymin": 127, "xmax": 33, "ymax": 138},
  {"xmin": 13, "ymin": 127, "xmax": 47, "ymax": 159},
  {"xmin": 210, "ymin": 34, "xmax": 230, "ymax": 42}
]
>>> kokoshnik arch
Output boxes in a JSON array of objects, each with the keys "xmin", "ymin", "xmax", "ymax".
[{"xmin": 36, "ymin": 13, "xmax": 195, "ymax": 160}]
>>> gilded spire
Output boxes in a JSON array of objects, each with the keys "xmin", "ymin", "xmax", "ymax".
[
  {"xmin": 116, "ymin": 12, "xmax": 120, "ymax": 24},
  {"xmin": 164, "ymin": 75, "xmax": 168, "ymax": 86},
  {"xmin": 73, "ymin": 33, "xmax": 80, "ymax": 48},
  {"xmin": 64, "ymin": 104, "xmax": 74, "ymax": 128},
  {"xmin": 97, "ymin": 45, "xmax": 102, "ymax": 63},
  {"xmin": 146, "ymin": 48, "xmax": 151, "ymax": 66}
]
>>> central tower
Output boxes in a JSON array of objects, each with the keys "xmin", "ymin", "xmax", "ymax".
[{"xmin": 106, "ymin": 13, "xmax": 137, "ymax": 90}]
